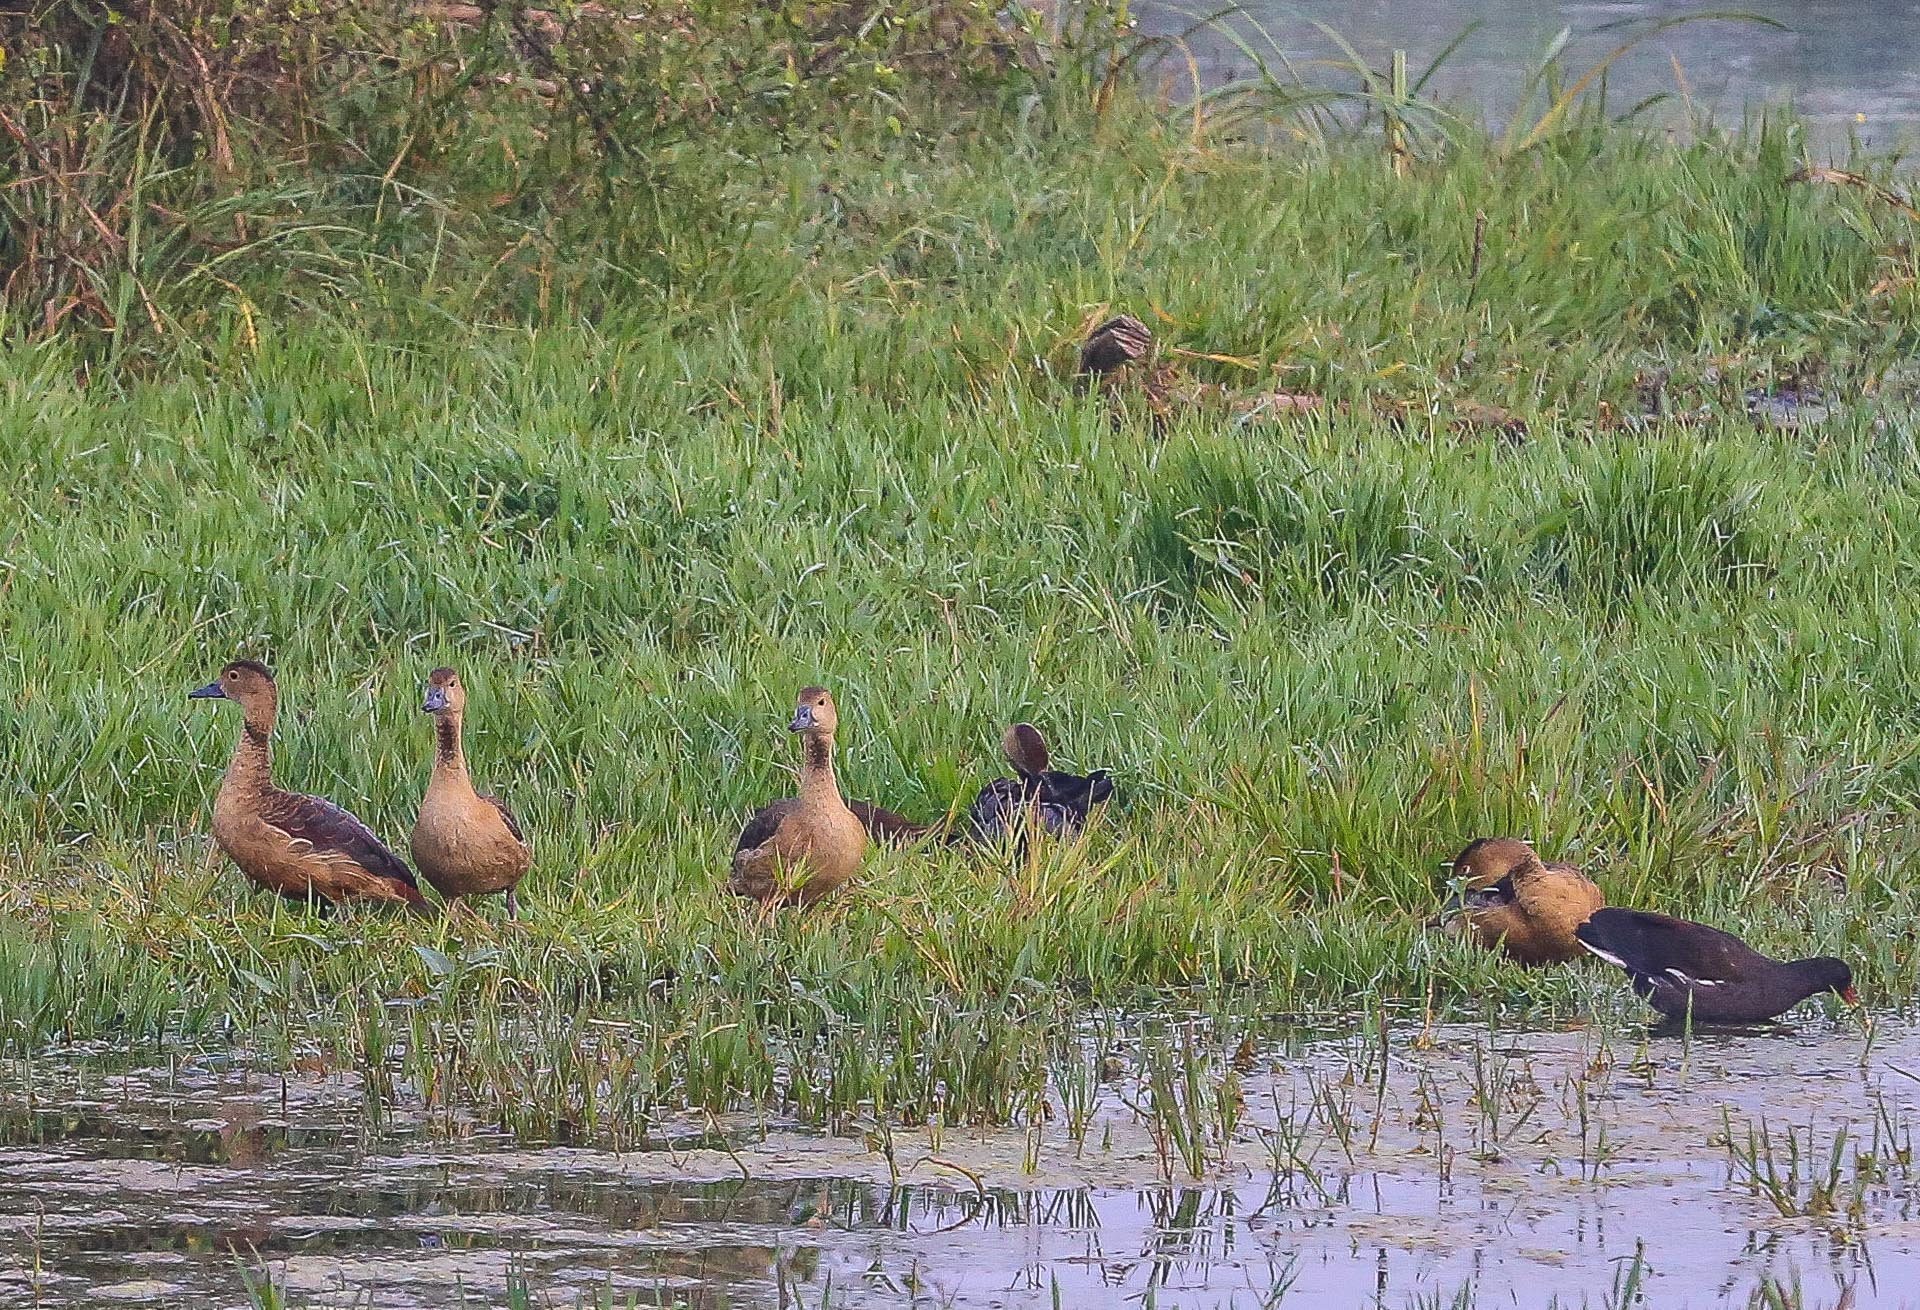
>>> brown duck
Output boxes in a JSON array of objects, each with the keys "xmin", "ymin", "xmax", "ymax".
[
  {"xmin": 410, "ymin": 667, "xmax": 532, "ymax": 918},
  {"xmin": 729, "ymin": 686, "xmax": 868, "ymax": 907},
  {"xmin": 190, "ymin": 660, "xmax": 429, "ymax": 913},
  {"xmin": 1444, "ymin": 836, "xmax": 1603, "ymax": 966}
]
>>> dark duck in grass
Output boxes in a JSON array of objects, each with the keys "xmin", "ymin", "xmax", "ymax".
[
  {"xmin": 965, "ymin": 723, "xmax": 1115, "ymax": 845},
  {"xmin": 1576, "ymin": 908, "xmax": 1857, "ymax": 1025},
  {"xmin": 1442, "ymin": 837, "xmax": 1605, "ymax": 966},
  {"xmin": 191, "ymin": 660, "xmax": 430, "ymax": 913},
  {"xmin": 410, "ymin": 667, "xmax": 532, "ymax": 918},
  {"xmin": 729, "ymin": 686, "xmax": 868, "ymax": 907}
]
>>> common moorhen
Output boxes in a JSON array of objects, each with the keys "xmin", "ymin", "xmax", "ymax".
[{"xmin": 1576, "ymin": 907, "xmax": 1856, "ymax": 1024}]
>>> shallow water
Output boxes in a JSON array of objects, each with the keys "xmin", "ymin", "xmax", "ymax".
[
  {"xmin": 1134, "ymin": 0, "xmax": 1920, "ymax": 150},
  {"xmin": 4, "ymin": 1015, "xmax": 1916, "ymax": 1308}
]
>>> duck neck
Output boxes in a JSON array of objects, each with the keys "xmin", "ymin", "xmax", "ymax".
[
  {"xmin": 797, "ymin": 729, "xmax": 842, "ymax": 812},
  {"xmin": 432, "ymin": 712, "xmax": 472, "ymax": 789},
  {"xmin": 225, "ymin": 703, "xmax": 276, "ymax": 796}
]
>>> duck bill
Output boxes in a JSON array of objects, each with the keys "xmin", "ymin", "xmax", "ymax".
[
  {"xmin": 789, "ymin": 705, "xmax": 814, "ymax": 732},
  {"xmin": 188, "ymin": 681, "xmax": 227, "ymax": 700},
  {"xmin": 421, "ymin": 685, "xmax": 449, "ymax": 713}
]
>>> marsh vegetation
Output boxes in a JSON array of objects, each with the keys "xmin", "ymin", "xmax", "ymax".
[{"xmin": 2, "ymin": 1, "xmax": 1918, "ymax": 1305}]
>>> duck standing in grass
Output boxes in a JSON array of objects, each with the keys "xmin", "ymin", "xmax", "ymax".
[
  {"xmin": 729, "ymin": 686, "xmax": 868, "ymax": 907},
  {"xmin": 965, "ymin": 723, "xmax": 1115, "ymax": 845},
  {"xmin": 190, "ymin": 660, "xmax": 430, "ymax": 913},
  {"xmin": 1442, "ymin": 837, "xmax": 1604, "ymax": 966},
  {"xmin": 411, "ymin": 667, "xmax": 532, "ymax": 919},
  {"xmin": 1577, "ymin": 908, "xmax": 1857, "ymax": 1025}
]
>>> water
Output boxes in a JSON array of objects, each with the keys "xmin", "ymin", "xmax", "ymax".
[
  {"xmin": 6, "ymin": 1015, "xmax": 1919, "ymax": 1308},
  {"xmin": 1133, "ymin": 0, "xmax": 1920, "ymax": 151}
]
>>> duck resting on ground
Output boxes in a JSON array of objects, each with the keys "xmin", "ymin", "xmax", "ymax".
[
  {"xmin": 190, "ymin": 660, "xmax": 430, "ymax": 913},
  {"xmin": 965, "ymin": 723, "xmax": 1115, "ymax": 845},
  {"xmin": 410, "ymin": 667, "xmax": 532, "ymax": 918},
  {"xmin": 1576, "ymin": 907, "xmax": 1857, "ymax": 1025},
  {"xmin": 729, "ymin": 686, "xmax": 869, "ymax": 907},
  {"xmin": 1439, "ymin": 836, "xmax": 1605, "ymax": 966}
]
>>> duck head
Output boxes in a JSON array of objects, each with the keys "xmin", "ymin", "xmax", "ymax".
[
  {"xmin": 1450, "ymin": 836, "xmax": 1541, "ymax": 889},
  {"xmin": 790, "ymin": 686, "xmax": 839, "ymax": 736},
  {"xmin": 1002, "ymin": 723, "xmax": 1051, "ymax": 776},
  {"xmin": 421, "ymin": 667, "xmax": 467, "ymax": 717},
  {"xmin": 190, "ymin": 659, "xmax": 278, "ymax": 725}
]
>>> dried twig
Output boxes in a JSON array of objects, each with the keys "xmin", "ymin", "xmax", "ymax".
[{"xmin": 1785, "ymin": 167, "xmax": 1920, "ymax": 223}]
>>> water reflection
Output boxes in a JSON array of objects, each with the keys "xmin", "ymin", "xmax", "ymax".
[{"xmin": 5, "ymin": 1020, "xmax": 1917, "ymax": 1308}]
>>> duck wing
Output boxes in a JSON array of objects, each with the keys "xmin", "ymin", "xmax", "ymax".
[
  {"xmin": 847, "ymin": 800, "xmax": 938, "ymax": 846},
  {"xmin": 735, "ymin": 799, "xmax": 797, "ymax": 857},
  {"xmin": 1034, "ymin": 768, "xmax": 1115, "ymax": 812},
  {"xmin": 480, "ymin": 792, "xmax": 527, "ymax": 845},
  {"xmin": 1078, "ymin": 314, "xmax": 1153, "ymax": 376},
  {"xmin": 1576, "ymin": 908, "xmax": 1764, "ymax": 989},
  {"xmin": 964, "ymin": 777, "xmax": 1031, "ymax": 844},
  {"xmin": 259, "ymin": 791, "xmax": 421, "ymax": 894},
  {"xmin": 1021, "ymin": 767, "xmax": 1115, "ymax": 834},
  {"xmin": 965, "ymin": 775, "xmax": 1084, "ymax": 843}
]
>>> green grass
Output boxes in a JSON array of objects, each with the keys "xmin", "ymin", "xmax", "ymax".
[{"xmin": 3, "ymin": 11, "xmax": 1919, "ymax": 1141}]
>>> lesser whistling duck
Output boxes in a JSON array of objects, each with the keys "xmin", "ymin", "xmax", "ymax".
[
  {"xmin": 410, "ymin": 667, "xmax": 532, "ymax": 918},
  {"xmin": 1079, "ymin": 314, "xmax": 1153, "ymax": 378},
  {"xmin": 1577, "ymin": 908, "xmax": 1857, "ymax": 1025},
  {"xmin": 190, "ymin": 660, "xmax": 429, "ymax": 913},
  {"xmin": 1444, "ymin": 837, "xmax": 1604, "ymax": 966},
  {"xmin": 965, "ymin": 723, "xmax": 1115, "ymax": 845},
  {"xmin": 729, "ymin": 686, "xmax": 868, "ymax": 906}
]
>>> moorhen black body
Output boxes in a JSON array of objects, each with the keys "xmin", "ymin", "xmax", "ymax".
[{"xmin": 1576, "ymin": 907, "xmax": 1856, "ymax": 1024}]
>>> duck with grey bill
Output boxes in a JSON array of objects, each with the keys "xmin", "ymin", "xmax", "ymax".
[
  {"xmin": 410, "ymin": 667, "xmax": 532, "ymax": 918},
  {"xmin": 190, "ymin": 660, "xmax": 431, "ymax": 913},
  {"xmin": 1576, "ymin": 907, "xmax": 1856, "ymax": 1025},
  {"xmin": 729, "ymin": 686, "xmax": 869, "ymax": 907},
  {"xmin": 1433, "ymin": 837, "xmax": 1604, "ymax": 967}
]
